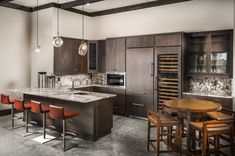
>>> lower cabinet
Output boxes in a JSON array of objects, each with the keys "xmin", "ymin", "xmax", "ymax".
[
  {"xmin": 126, "ymin": 90, "xmax": 153, "ymax": 118},
  {"xmin": 93, "ymin": 87, "xmax": 126, "ymax": 115},
  {"xmin": 183, "ymin": 94, "xmax": 233, "ymax": 110}
]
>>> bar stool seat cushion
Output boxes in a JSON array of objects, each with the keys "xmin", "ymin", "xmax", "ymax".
[
  {"xmin": 63, "ymin": 110, "xmax": 79, "ymax": 119},
  {"xmin": 14, "ymin": 100, "xmax": 31, "ymax": 111},
  {"xmin": 24, "ymin": 103, "xmax": 32, "ymax": 109},
  {"xmin": 1, "ymin": 94, "xmax": 14, "ymax": 104},
  {"xmin": 41, "ymin": 105, "xmax": 50, "ymax": 113}
]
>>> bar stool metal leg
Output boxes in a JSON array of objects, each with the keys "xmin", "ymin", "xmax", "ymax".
[
  {"xmin": 63, "ymin": 119, "xmax": 66, "ymax": 152},
  {"xmin": 11, "ymin": 104, "xmax": 14, "ymax": 128},
  {"xmin": 26, "ymin": 110, "xmax": 28, "ymax": 133},
  {"xmin": 43, "ymin": 113, "xmax": 46, "ymax": 139}
]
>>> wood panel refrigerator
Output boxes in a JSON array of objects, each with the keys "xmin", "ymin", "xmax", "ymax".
[{"xmin": 126, "ymin": 48, "xmax": 154, "ymax": 117}]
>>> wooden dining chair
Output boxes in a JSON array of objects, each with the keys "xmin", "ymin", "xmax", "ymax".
[
  {"xmin": 206, "ymin": 108, "xmax": 235, "ymax": 122},
  {"xmin": 147, "ymin": 109, "xmax": 182, "ymax": 156},
  {"xmin": 189, "ymin": 119, "xmax": 234, "ymax": 156}
]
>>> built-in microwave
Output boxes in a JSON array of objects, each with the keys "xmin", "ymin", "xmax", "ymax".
[{"xmin": 106, "ymin": 72, "xmax": 125, "ymax": 87}]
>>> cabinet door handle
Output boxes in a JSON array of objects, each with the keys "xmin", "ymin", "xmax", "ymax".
[
  {"xmin": 132, "ymin": 103, "xmax": 145, "ymax": 107},
  {"xmin": 151, "ymin": 63, "xmax": 154, "ymax": 77}
]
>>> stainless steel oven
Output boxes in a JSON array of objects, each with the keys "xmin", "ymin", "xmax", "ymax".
[{"xmin": 106, "ymin": 72, "xmax": 125, "ymax": 87}]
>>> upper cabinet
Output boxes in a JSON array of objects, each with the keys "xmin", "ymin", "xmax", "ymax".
[
  {"xmin": 186, "ymin": 30, "xmax": 233, "ymax": 77},
  {"xmin": 155, "ymin": 33, "xmax": 182, "ymax": 47},
  {"xmin": 106, "ymin": 37, "xmax": 126, "ymax": 72},
  {"xmin": 88, "ymin": 41, "xmax": 98, "ymax": 73},
  {"xmin": 126, "ymin": 35, "xmax": 154, "ymax": 48},
  {"xmin": 98, "ymin": 40, "xmax": 106, "ymax": 73},
  {"xmin": 54, "ymin": 37, "xmax": 88, "ymax": 75}
]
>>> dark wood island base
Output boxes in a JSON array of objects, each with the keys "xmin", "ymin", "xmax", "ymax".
[{"xmin": 23, "ymin": 94, "xmax": 114, "ymax": 141}]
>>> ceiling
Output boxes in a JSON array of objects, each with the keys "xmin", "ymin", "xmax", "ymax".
[{"xmin": 0, "ymin": 0, "xmax": 193, "ymax": 16}]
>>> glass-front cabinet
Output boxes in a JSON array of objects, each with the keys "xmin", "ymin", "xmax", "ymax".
[{"xmin": 186, "ymin": 30, "xmax": 233, "ymax": 77}]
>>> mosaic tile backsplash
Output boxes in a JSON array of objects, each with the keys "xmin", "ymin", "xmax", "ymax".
[
  {"xmin": 91, "ymin": 73, "xmax": 106, "ymax": 85},
  {"xmin": 188, "ymin": 77, "xmax": 232, "ymax": 96},
  {"xmin": 55, "ymin": 73, "xmax": 106, "ymax": 88}
]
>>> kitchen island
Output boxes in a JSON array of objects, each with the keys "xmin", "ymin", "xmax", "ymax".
[{"xmin": 11, "ymin": 88, "xmax": 116, "ymax": 141}]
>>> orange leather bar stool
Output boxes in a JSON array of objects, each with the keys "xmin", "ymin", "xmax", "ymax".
[
  {"xmin": 1, "ymin": 94, "xmax": 15, "ymax": 128},
  {"xmin": 49, "ymin": 105, "xmax": 79, "ymax": 151},
  {"xmin": 13, "ymin": 99, "xmax": 31, "ymax": 134},
  {"xmin": 31, "ymin": 101, "xmax": 55, "ymax": 143}
]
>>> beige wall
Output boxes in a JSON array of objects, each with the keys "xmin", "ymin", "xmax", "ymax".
[
  {"xmin": 30, "ymin": 8, "xmax": 54, "ymax": 87},
  {"xmin": 91, "ymin": 0, "xmax": 233, "ymax": 39},
  {"xmin": 0, "ymin": 6, "xmax": 31, "ymax": 93}
]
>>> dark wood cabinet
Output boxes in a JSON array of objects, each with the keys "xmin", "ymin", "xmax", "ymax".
[
  {"xmin": 93, "ymin": 87, "xmax": 126, "ymax": 115},
  {"xmin": 126, "ymin": 48, "xmax": 154, "ymax": 117},
  {"xmin": 106, "ymin": 38, "xmax": 125, "ymax": 72},
  {"xmin": 88, "ymin": 41, "xmax": 98, "ymax": 73},
  {"xmin": 98, "ymin": 40, "xmax": 106, "ymax": 73},
  {"xmin": 155, "ymin": 33, "xmax": 182, "ymax": 47},
  {"xmin": 54, "ymin": 37, "xmax": 88, "ymax": 75},
  {"xmin": 183, "ymin": 94, "xmax": 233, "ymax": 110},
  {"xmin": 126, "ymin": 35, "xmax": 154, "ymax": 48},
  {"xmin": 186, "ymin": 30, "xmax": 233, "ymax": 77}
]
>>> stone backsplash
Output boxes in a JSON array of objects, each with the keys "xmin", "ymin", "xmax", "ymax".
[
  {"xmin": 91, "ymin": 73, "xmax": 106, "ymax": 85},
  {"xmin": 188, "ymin": 77, "xmax": 232, "ymax": 96},
  {"xmin": 55, "ymin": 73, "xmax": 106, "ymax": 88}
]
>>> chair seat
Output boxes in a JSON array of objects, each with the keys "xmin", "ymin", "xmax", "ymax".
[
  {"xmin": 63, "ymin": 109, "xmax": 79, "ymax": 119},
  {"xmin": 41, "ymin": 105, "xmax": 50, "ymax": 113},
  {"xmin": 190, "ymin": 121, "xmax": 230, "ymax": 132},
  {"xmin": 207, "ymin": 112, "xmax": 233, "ymax": 120},
  {"xmin": 148, "ymin": 112, "xmax": 179, "ymax": 125},
  {"xmin": 24, "ymin": 103, "xmax": 31, "ymax": 109}
]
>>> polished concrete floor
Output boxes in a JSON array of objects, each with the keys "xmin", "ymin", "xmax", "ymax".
[
  {"xmin": 0, "ymin": 114, "xmax": 233, "ymax": 156},
  {"xmin": 0, "ymin": 114, "xmax": 181, "ymax": 156}
]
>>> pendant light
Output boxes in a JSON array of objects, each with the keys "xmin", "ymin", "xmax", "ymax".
[
  {"xmin": 33, "ymin": 0, "xmax": 41, "ymax": 53},
  {"xmin": 53, "ymin": 0, "xmax": 63, "ymax": 47},
  {"xmin": 78, "ymin": 3, "xmax": 88, "ymax": 56}
]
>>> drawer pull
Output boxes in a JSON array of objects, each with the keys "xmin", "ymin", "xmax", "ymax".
[
  {"xmin": 113, "ymin": 107, "xmax": 118, "ymax": 109},
  {"xmin": 132, "ymin": 103, "xmax": 145, "ymax": 107}
]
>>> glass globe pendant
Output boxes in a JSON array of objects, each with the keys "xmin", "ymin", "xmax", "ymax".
[
  {"xmin": 78, "ymin": 4, "xmax": 88, "ymax": 56},
  {"xmin": 33, "ymin": 0, "xmax": 41, "ymax": 53},
  {"xmin": 53, "ymin": 0, "xmax": 63, "ymax": 48},
  {"xmin": 78, "ymin": 41, "xmax": 88, "ymax": 56},
  {"xmin": 33, "ymin": 45, "xmax": 41, "ymax": 53},
  {"xmin": 53, "ymin": 36, "xmax": 63, "ymax": 47}
]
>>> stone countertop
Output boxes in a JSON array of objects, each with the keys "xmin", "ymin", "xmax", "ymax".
[
  {"xmin": 183, "ymin": 92, "xmax": 233, "ymax": 99},
  {"xmin": 10, "ymin": 88, "xmax": 116, "ymax": 104},
  {"xmin": 63, "ymin": 84, "xmax": 126, "ymax": 90}
]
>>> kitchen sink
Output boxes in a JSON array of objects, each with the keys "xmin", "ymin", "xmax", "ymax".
[{"xmin": 73, "ymin": 91, "xmax": 90, "ymax": 95}]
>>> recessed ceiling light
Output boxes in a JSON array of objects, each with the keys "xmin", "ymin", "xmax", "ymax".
[{"xmin": 86, "ymin": 3, "xmax": 90, "ymax": 6}]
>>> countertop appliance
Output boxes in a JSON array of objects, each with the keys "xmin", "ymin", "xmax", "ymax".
[{"xmin": 107, "ymin": 72, "xmax": 125, "ymax": 87}]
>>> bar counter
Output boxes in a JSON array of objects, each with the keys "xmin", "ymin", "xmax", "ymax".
[{"xmin": 11, "ymin": 88, "xmax": 116, "ymax": 141}]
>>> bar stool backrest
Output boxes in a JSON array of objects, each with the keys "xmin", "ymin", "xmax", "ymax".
[
  {"xmin": 49, "ymin": 105, "xmax": 64, "ymax": 120},
  {"xmin": 1, "ymin": 94, "xmax": 10, "ymax": 104},
  {"xmin": 31, "ymin": 100, "xmax": 42, "ymax": 113},
  {"xmin": 14, "ymin": 99, "xmax": 25, "ymax": 111}
]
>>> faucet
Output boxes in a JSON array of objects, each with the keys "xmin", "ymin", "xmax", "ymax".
[{"xmin": 72, "ymin": 80, "xmax": 75, "ymax": 91}]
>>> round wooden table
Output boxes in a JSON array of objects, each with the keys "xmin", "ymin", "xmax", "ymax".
[
  {"xmin": 164, "ymin": 98, "xmax": 222, "ymax": 155},
  {"xmin": 164, "ymin": 98, "xmax": 222, "ymax": 113}
]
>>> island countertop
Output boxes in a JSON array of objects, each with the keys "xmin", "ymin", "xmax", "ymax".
[{"xmin": 10, "ymin": 88, "xmax": 116, "ymax": 103}]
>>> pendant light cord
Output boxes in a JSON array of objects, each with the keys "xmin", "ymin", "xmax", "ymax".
[
  {"xmin": 57, "ymin": 0, "xmax": 60, "ymax": 36},
  {"xmin": 37, "ymin": 0, "xmax": 39, "ymax": 46},
  {"xmin": 82, "ymin": 1, "xmax": 84, "ymax": 40}
]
